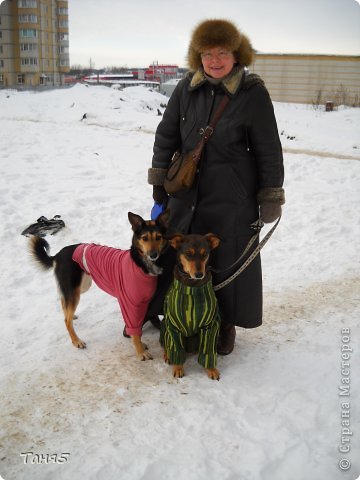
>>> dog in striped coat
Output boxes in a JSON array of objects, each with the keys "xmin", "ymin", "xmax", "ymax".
[{"xmin": 161, "ymin": 233, "xmax": 221, "ymax": 380}]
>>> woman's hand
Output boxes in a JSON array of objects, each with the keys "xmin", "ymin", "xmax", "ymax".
[
  {"xmin": 153, "ymin": 185, "xmax": 168, "ymax": 205},
  {"xmin": 259, "ymin": 202, "xmax": 282, "ymax": 223}
]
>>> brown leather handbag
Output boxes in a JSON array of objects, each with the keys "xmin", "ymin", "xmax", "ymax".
[{"xmin": 163, "ymin": 95, "xmax": 230, "ymax": 196}]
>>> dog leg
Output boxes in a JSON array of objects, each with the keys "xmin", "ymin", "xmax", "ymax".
[
  {"xmin": 163, "ymin": 349, "xmax": 169, "ymax": 363},
  {"xmin": 61, "ymin": 292, "xmax": 86, "ymax": 349},
  {"xmin": 173, "ymin": 365, "xmax": 184, "ymax": 378},
  {"xmin": 71, "ymin": 274, "xmax": 91, "ymax": 322},
  {"xmin": 131, "ymin": 335, "xmax": 153, "ymax": 361},
  {"xmin": 206, "ymin": 368, "xmax": 220, "ymax": 381}
]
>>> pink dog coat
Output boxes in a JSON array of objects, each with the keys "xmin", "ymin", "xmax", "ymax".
[{"xmin": 72, "ymin": 244, "xmax": 157, "ymax": 336}]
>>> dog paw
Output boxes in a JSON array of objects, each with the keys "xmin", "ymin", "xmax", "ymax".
[
  {"xmin": 138, "ymin": 350, "xmax": 153, "ymax": 361},
  {"xmin": 173, "ymin": 365, "xmax": 184, "ymax": 378},
  {"xmin": 73, "ymin": 339, "xmax": 87, "ymax": 349},
  {"xmin": 206, "ymin": 368, "xmax": 220, "ymax": 380}
]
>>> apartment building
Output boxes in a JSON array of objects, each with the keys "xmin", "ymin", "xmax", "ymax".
[{"xmin": 0, "ymin": 0, "xmax": 69, "ymax": 88}]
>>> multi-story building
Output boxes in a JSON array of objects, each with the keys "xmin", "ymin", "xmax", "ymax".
[{"xmin": 0, "ymin": 0, "xmax": 69, "ymax": 88}]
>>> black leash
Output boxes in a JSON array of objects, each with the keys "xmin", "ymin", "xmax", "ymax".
[{"xmin": 212, "ymin": 216, "xmax": 281, "ymax": 292}]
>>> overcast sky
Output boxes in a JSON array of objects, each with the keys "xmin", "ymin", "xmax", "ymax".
[{"xmin": 68, "ymin": 0, "xmax": 360, "ymax": 68}]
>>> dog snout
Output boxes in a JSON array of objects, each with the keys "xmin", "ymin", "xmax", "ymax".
[
  {"xmin": 194, "ymin": 272, "xmax": 205, "ymax": 279},
  {"xmin": 148, "ymin": 251, "xmax": 159, "ymax": 261}
]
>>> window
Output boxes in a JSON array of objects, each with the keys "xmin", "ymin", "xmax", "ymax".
[
  {"xmin": 21, "ymin": 57, "xmax": 38, "ymax": 65},
  {"xmin": 0, "ymin": 74, "xmax": 4, "ymax": 84},
  {"xmin": 20, "ymin": 43, "xmax": 37, "ymax": 51},
  {"xmin": 0, "ymin": 32, "xmax": 2, "ymax": 39},
  {"xmin": 59, "ymin": 58, "xmax": 69, "ymax": 67},
  {"xmin": 58, "ymin": 33, "xmax": 69, "ymax": 41},
  {"xmin": 17, "ymin": 74, "xmax": 25, "ymax": 84},
  {"xmin": 18, "ymin": 1, "xmax": 37, "ymax": 7},
  {"xmin": 57, "ymin": 8, "xmax": 68, "ymax": 15},
  {"xmin": 58, "ymin": 46, "xmax": 68, "ymax": 54},
  {"xmin": 57, "ymin": 20, "xmax": 68, "ymax": 28},
  {"xmin": 19, "ymin": 29, "xmax": 37, "ymax": 38},
  {"xmin": 0, "ymin": 46, "xmax": 3, "ymax": 53},
  {"xmin": 19, "ymin": 15, "xmax": 38, "ymax": 23},
  {"xmin": 0, "ymin": 60, "xmax": 4, "ymax": 68}
]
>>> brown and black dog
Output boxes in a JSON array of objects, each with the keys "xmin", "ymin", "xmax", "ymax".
[
  {"xmin": 29, "ymin": 210, "xmax": 169, "ymax": 360},
  {"xmin": 161, "ymin": 233, "xmax": 221, "ymax": 380}
]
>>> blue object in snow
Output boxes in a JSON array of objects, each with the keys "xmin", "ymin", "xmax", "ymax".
[{"xmin": 151, "ymin": 202, "xmax": 165, "ymax": 220}]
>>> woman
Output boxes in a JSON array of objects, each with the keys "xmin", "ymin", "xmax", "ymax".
[{"xmin": 147, "ymin": 19, "xmax": 285, "ymax": 355}]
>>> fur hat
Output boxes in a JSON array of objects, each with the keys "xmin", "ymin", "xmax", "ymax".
[{"xmin": 187, "ymin": 19, "xmax": 254, "ymax": 70}]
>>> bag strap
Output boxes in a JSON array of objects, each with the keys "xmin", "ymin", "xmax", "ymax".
[
  {"xmin": 202, "ymin": 95, "xmax": 230, "ymax": 143},
  {"xmin": 190, "ymin": 95, "xmax": 230, "ymax": 162}
]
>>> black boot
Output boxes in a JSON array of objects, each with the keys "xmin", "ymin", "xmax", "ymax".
[{"xmin": 217, "ymin": 322, "xmax": 236, "ymax": 355}]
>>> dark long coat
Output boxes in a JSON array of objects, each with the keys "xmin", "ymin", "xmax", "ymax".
[{"xmin": 149, "ymin": 67, "xmax": 284, "ymax": 328}]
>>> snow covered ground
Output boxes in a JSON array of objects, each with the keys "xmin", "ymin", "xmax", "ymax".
[{"xmin": 0, "ymin": 84, "xmax": 359, "ymax": 480}]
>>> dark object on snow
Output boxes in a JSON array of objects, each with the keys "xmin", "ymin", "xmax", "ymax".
[
  {"xmin": 81, "ymin": 113, "xmax": 87, "ymax": 121},
  {"xmin": 21, "ymin": 215, "xmax": 65, "ymax": 237},
  {"xmin": 157, "ymin": 109, "xmax": 162, "ymax": 116},
  {"xmin": 325, "ymin": 101, "xmax": 334, "ymax": 112}
]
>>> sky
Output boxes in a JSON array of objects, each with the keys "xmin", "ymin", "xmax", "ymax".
[{"xmin": 67, "ymin": 0, "xmax": 360, "ymax": 69}]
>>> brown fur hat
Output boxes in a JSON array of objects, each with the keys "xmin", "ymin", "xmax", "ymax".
[{"xmin": 187, "ymin": 19, "xmax": 254, "ymax": 70}]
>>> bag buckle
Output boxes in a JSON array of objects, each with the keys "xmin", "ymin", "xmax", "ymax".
[{"xmin": 203, "ymin": 125, "xmax": 214, "ymax": 139}]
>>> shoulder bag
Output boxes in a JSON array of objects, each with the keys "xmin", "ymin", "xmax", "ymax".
[{"xmin": 163, "ymin": 95, "xmax": 230, "ymax": 196}]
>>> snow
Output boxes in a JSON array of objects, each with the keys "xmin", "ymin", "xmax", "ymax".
[{"xmin": 0, "ymin": 84, "xmax": 359, "ymax": 480}]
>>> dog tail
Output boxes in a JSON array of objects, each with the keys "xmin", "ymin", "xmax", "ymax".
[{"xmin": 29, "ymin": 236, "xmax": 54, "ymax": 270}]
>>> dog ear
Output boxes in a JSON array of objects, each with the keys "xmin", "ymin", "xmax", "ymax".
[
  {"xmin": 156, "ymin": 208, "xmax": 170, "ymax": 230},
  {"xmin": 205, "ymin": 233, "xmax": 221, "ymax": 250},
  {"xmin": 128, "ymin": 212, "xmax": 145, "ymax": 232},
  {"xmin": 165, "ymin": 233, "xmax": 185, "ymax": 250}
]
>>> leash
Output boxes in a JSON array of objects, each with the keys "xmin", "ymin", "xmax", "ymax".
[
  {"xmin": 210, "ymin": 218, "xmax": 264, "ymax": 275},
  {"xmin": 212, "ymin": 216, "xmax": 281, "ymax": 292}
]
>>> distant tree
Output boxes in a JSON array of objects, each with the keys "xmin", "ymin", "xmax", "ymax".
[
  {"xmin": 312, "ymin": 89, "xmax": 323, "ymax": 110},
  {"xmin": 104, "ymin": 65, "xmax": 130, "ymax": 73},
  {"xmin": 69, "ymin": 65, "xmax": 97, "ymax": 77}
]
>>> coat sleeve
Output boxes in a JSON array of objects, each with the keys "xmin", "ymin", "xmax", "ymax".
[{"xmin": 248, "ymin": 84, "xmax": 284, "ymax": 189}]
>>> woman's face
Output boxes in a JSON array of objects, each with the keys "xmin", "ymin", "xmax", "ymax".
[{"xmin": 201, "ymin": 47, "xmax": 236, "ymax": 78}]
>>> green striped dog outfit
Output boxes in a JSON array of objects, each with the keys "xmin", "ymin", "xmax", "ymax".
[{"xmin": 161, "ymin": 276, "xmax": 220, "ymax": 369}]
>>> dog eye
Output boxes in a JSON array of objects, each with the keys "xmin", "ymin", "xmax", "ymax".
[
  {"xmin": 141, "ymin": 235, "xmax": 149, "ymax": 242},
  {"xmin": 185, "ymin": 251, "xmax": 193, "ymax": 258},
  {"xmin": 155, "ymin": 234, "xmax": 162, "ymax": 241}
]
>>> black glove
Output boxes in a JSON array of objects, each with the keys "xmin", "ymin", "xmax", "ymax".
[
  {"xmin": 153, "ymin": 185, "xmax": 168, "ymax": 205},
  {"xmin": 257, "ymin": 187, "xmax": 285, "ymax": 223},
  {"xmin": 259, "ymin": 202, "xmax": 282, "ymax": 223}
]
